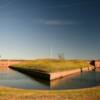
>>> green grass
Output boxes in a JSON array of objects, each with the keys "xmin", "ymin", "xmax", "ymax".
[
  {"xmin": 11, "ymin": 59, "xmax": 92, "ymax": 73},
  {"xmin": 0, "ymin": 86, "xmax": 99, "ymax": 100}
]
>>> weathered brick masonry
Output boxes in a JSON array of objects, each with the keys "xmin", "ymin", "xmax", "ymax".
[
  {"xmin": 95, "ymin": 60, "xmax": 100, "ymax": 67},
  {"xmin": 0, "ymin": 59, "xmax": 22, "ymax": 67}
]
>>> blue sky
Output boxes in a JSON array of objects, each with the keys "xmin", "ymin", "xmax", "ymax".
[{"xmin": 0, "ymin": 0, "xmax": 99, "ymax": 59}]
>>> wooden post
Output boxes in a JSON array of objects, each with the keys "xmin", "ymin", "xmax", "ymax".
[
  {"xmin": 88, "ymin": 66, "xmax": 89, "ymax": 71},
  {"xmin": 80, "ymin": 67, "xmax": 83, "ymax": 72}
]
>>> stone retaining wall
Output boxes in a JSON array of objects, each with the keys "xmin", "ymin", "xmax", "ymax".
[
  {"xmin": 50, "ymin": 67, "xmax": 92, "ymax": 80},
  {"xmin": 0, "ymin": 59, "xmax": 23, "ymax": 67}
]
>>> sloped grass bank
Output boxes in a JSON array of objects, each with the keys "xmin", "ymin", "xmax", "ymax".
[
  {"xmin": 10, "ymin": 59, "xmax": 92, "ymax": 80},
  {"xmin": 10, "ymin": 59, "xmax": 92, "ymax": 73},
  {"xmin": 0, "ymin": 86, "xmax": 99, "ymax": 100}
]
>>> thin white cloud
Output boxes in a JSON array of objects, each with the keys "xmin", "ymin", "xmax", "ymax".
[
  {"xmin": 44, "ymin": 20, "xmax": 76, "ymax": 26},
  {"xmin": 45, "ymin": 20, "xmax": 65, "ymax": 26},
  {"xmin": 33, "ymin": 19, "xmax": 78, "ymax": 26}
]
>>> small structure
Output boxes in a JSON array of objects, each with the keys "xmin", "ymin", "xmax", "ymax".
[
  {"xmin": 80, "ymin": 67, "xmax": 83, "ymax": 72},
  {"xmin": 90, "ymin": 60, "xmax": 96, "ymax": 71}
]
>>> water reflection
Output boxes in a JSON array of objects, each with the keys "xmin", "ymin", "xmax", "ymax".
[
  {"xmin": 50, "ymin": 71, "xmax": 100, "ymax": 90},
  {"xmin": 51, "ymin": 73, "xmax": 80, "ymax": 88},
  {"xmin": 0, "ymin": 67, "xmax": 9, "ymax": 71},
  {"xmin": 0, "ymin": 67, "xmax": 50, "ymax": 90}
]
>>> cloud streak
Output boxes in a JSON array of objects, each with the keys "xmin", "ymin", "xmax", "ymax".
[
  {"xmin": 34, "ymin": 19, "xmax": 78, "ymax": 26},
  {"xmin": 44, "ymin": 20, "xmax": 76, "ymax": 26}
]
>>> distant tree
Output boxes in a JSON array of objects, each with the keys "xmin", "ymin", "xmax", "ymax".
[{"xmin": 58, "ymin": 53, "xmax": 65, "ymax": 60}]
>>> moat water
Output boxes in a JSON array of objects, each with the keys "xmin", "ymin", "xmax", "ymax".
[{"xmin": 0, "ymin": 68, "xmax": 100, "ymax": 90}]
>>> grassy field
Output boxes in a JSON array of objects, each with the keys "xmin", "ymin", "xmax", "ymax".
[
  {"xmin": 11, "ymin": 59, "xmax": 92, "ymax": 73},
  {"xmin": 0, "ymin": 86, "xmax": 99, "ymax": 100}
]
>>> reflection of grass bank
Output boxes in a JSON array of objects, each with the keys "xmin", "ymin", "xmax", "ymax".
[
  {"xmin": 10, "ymin": 66, "xmax": 50, "ymax": 80},
  {"xmin": 10, "ymin": 59, "xmax": 92, "ymax": 73},
  {"xmin": 0, "ymin": 86, "xmax": 100, "ymax": 100}
]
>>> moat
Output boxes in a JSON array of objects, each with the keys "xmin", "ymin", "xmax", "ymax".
[{"xmin": 0, "ymin": 68, "xmax": 100, "ymax": 90}]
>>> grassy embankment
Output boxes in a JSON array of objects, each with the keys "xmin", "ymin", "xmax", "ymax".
[
  {"xmin": 10, "ymin": 59, "xmax": 92, "ymax": 73},
  {"xmin": 0, "ymin": 86, "xmax": 99, "ymax": 100}
]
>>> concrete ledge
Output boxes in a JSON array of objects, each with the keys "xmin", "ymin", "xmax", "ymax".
[{"xmin": 50, "ymin": 67, "xmax": 92, "ymax": 80}]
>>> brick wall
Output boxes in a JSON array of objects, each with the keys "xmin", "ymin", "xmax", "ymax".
[
  {"xmin": 95, "ymin": 60, "xmax": 100, "ymax": 67},
  {"xmin": 0, "ymin": 59, "xmax": 22, "ymax": 67}
]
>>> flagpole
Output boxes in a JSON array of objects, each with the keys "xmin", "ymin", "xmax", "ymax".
[
  {"xmin": 0, "ymin": 55, "xmax": 1, "ymax": 67},
  {"xmin": 50, "ymin": 47, "xmax": 53, "ymax": 58}
]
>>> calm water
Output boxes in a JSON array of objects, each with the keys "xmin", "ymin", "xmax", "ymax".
[
  {"xmin": 0, "ymin": 68, "xmax": 50, "ymax": 90},
  {"xmin": 0, "ymin": 68, "xmax": 100, "ymax": 90},
  {"xmin": 51, "ymin": 71, "xmax": 100, "ymax": 90}
]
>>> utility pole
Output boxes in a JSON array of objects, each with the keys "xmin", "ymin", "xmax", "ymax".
[
  {"xmin": 50, "ymin": 47, "xmax": 53, "ymax": 58},
  {"xmin": 0, "ymin": 55, "xmax": 1, "ymax": 67}
]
